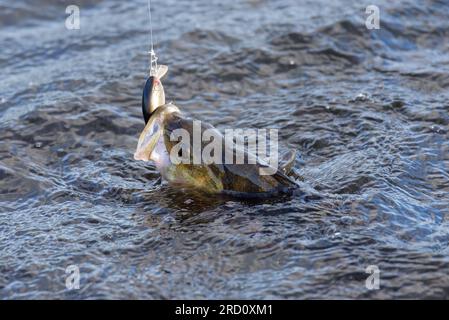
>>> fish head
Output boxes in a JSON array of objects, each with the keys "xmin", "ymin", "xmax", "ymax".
[{"xmin": 142, "ymin": 65, "xmax": 168, "ymax": 123}]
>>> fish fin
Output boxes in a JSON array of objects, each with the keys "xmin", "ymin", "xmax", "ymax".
[
  {"xmin": 156, "ymin": 65, "xmax": 168, "ymax": 79},
  {"xmin": 279, "ymin": 149, "xmax": 297, "ymax": 175},
  {"xmin": 272, "ymin": 169, "xmax": 298, "ymax": 187}
]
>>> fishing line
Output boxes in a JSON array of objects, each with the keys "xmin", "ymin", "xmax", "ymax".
[{"xmin": 147, "ymin": 0, "xmax": 158, "ymax": 75}]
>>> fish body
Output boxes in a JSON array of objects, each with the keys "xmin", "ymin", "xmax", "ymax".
[{"xmin": 134, "ymin": 65, "xmax": 299, "ymax": 196}]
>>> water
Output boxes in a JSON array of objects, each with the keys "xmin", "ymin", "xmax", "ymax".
[{"xmin": 1, "ymin": 0, "xmax": 449, "ymax": 299}]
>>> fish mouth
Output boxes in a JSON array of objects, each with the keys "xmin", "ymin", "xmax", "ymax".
[
  {"xmin": 134, "ymin": 139, "xmax": 156, "ymax": 161},
  {"xmin": 134, "ymin": 122, "xmax": 162, "ymax": 162},
  {"xmin": 133, "ymin": 149, "xmax": 150, "ymax": 161}
]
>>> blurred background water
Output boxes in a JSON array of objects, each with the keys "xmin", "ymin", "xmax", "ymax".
[{"xmin": 1, "ymin": 0, "xmax": 449, "ymax": 299}]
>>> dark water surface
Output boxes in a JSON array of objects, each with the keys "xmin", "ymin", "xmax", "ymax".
[{"xmin": 1, "ymin": 0, "xmax": 449, "ymax": 299}]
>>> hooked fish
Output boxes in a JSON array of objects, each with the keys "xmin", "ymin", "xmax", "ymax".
[{"xmin": 134, "ymin": 65, "xmax": 299, "ymax": 197}]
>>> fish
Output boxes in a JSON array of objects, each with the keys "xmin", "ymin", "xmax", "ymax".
[{"xmin": 134, "ymin": 65, "xmax": 299, "ymax": 197}]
